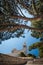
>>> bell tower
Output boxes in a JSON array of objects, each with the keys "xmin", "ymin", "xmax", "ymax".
[
  {"xmin": 23, "ymin": 42, "xmax": 27, "ymax": 55},
  {"xmin": 23, "ymin": 42, "xmax": 26, "ymax": 48}
]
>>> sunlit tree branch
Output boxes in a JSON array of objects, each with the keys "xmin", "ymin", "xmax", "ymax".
[{"xmin": 10, "ymin": 15, "xmax": 41, "ymax": 21}]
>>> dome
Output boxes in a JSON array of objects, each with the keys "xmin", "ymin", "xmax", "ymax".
[{"xmin": 12, "ymin": 48, "xmax": 17, "ymax": 53}]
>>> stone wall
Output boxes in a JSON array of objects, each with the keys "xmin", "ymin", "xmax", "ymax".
[
  {"xmin": 0, "ymin": 53, "xmax": 43, "ymax": 65},
  {"xmin": 0, "ymin": 53, "xmax": 27, "ymax": 65},
  {"xmin": 19, "ymin": 57, "xmax": 43, "ymax": 64}
]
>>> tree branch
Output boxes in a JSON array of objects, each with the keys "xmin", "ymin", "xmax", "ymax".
[
  {"xmin": 0, "ymin": 23, "xmax": 43, "ymax": 32},
  {"xmin": 0, "ymin": 14, "xmax": 42, "ymax": 22},
  {"xmin": 10, "ymin": 15, "xmax": 41, "ymax": 21}
]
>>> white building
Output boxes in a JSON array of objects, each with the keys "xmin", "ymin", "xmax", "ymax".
[{"xmin": 9, "ymin": 42, "xmax": 27, "ymax": 57}]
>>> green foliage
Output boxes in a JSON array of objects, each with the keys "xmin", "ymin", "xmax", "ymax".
[
  {"xmin": 31, "ymin": 20, "xmax": 43, "ymax": 39},
  {"xmin": 27, "ymin": 53, "xmax": 36, "ymax": 58},
  {"xmin": 19, "ymin": 52, "xmax": 26, "ymax": 57},
  {"xmin": 29, "ymin": 41, "xmax": 43, "ymax": 58},
  {"xmin": 19, "ymin": 52, "xmax": 36, "ymax": 58}
]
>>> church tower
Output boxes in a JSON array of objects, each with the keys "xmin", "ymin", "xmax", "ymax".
[{"xmin": 23, "ymin": 42, "xmax": 27, "ymax": 55}]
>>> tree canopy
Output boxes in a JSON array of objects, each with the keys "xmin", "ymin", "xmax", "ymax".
[{"xmin": 0, "ymin": 0, "xmax": 43, "ymax": 42}]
